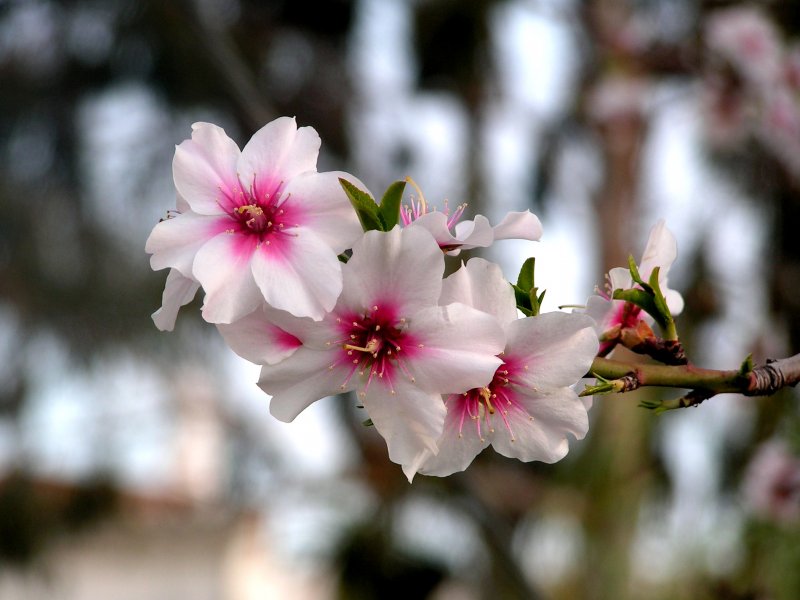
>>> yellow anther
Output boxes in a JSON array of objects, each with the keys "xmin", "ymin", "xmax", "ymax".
[{"xmin": 479, "ymin": 387, "xmax": 495, "ymax": 414}]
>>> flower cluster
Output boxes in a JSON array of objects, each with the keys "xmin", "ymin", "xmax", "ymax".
[
  {"xmin": 585, "ymin": 219, "xmax": 684, "ymax": 358},
  {"xmin": 146, "ymin": 117, "xmax": 690, "ymax": 480}
]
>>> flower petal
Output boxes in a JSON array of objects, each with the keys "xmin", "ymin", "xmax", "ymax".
[
  {"xmin": 608, "ymin": 266, "xmax": 633, "ymax": 291},
  {"xmin": 238, "ymin": 117, "xmax": 320, "ymax": 193},
  {"xmin": 665, "ymin": 288, "xmax": 684, "ymax": 316},
  {"xmin": 453, "ymin": 214, "xmax": 494, "ymax": 249},
  {"xmin": 151, "ymin": 269, "xmax": 200, "ymax": 332},
  {"xmin": 408, "ymin": 303, "xmax": 505, "ymax": 394},
  {"xmin": 506, "ymin": 312, "xmax": 598, "ymax": 390},
  {"xmin": 259, "ymin": 347, "xmax": 350, "ymax": 422},
  {"xmin": 440, "ymin": 258, "xmax": 518, "ymax": 325},
  {"xmin": 639, "ymin": 219, "xmax": 677, "ymax": 280},
  {"xmin": 146, "ymin": 212, "xmax": 229, "ymax": 277},
  {"xmin": 281, "ymin": 171, "xmax": 363, "ymax": 253},
  {"xmin": 408, "ymin": 211, "xmax": 459, "ymax": 247},
  {"xmin": 362, "ymin": 380, "xmax": 447, "ymax": 478},
  {"xmin": 193, "ymin": 233, "xmax": 263, "ymax": 324},
  {"xmin": 414, "ymin": 395, "xmax": 491, "ymax": 477},
  {"xmin": 173, "ymin": 122, "xmax": 241, "ymax": 215},
  {"xmin": 250, "ymin": 227, "xmax": 343, "ymax": 320},
  {"xmin": 490, "ymin": 210, "xmax": 543, "ymax": 242},
  {"xmin": 341, "ymin": 227, "xmax": 444, "ymax": 317},
  {"xmin": 217, "ymin": 304, "xmax": 314, "ymax": 365},
  {"xmin": 490, "ymin": 387, "xmax": 588, "ymax": 463}
]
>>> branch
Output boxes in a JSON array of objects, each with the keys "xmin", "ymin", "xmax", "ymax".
[{"xmin": 584, "ymin": 353, "xmax": 800, "ymax": 410}]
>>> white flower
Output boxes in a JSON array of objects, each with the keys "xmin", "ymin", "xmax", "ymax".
[
  {"xmin": 255, "ymin": 227, "xmax": 506, "ymax": 477},
  {"xmin": 145, "ymin": 117, "xmax": 363, "ymax": 325},
  {"xmin": 413, "ymin": 258, "xmax": 598, "ymax": 478},
  {"xmin": 399, "ymin": 180, "xmax": 542, "ymax": 255},
  {"xmin": 585, "ymin": 219, "xmax": 684, "ymax": 353}
]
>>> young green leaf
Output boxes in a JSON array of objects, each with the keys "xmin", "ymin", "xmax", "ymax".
[
  {"xmin": 339, "ymin": 178, "xmax": 383, "ymax": 232},
  {"xmin": 627, "ymin": 255, "xmax": 653, "ymax": 293},
  {"xmin": 514, "ymin": 257, "xmax": 546, "ymax": 316},
  {"xmin": 613, "ymin": 288, "xmax": 661, "ymax": 326},
  {"xmin": 379, "ymin": 180, "xmax": 406, "ymax": 230},
  {"xmin": 516, "ymin": 257, "xmax": 536, "ymax": 293}
]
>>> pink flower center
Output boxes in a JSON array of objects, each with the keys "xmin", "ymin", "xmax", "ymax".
[
  {"xmin": 449, "ymin": 358, "xmax": 531, "ymax": 443},
  {"xmin": 398, "ymin": 177, "xmax": 467, "ymax": 235},
  {"xmin": 328, "ymin": 305, "xmax": 419, "ymax": 396},
  {"xmin": 221, "ymin": 179, "xmax": 301, "ymax": 247},
  {"xmin": 400, "ymin": 197, "xmax": 467, "ymax": 231}
]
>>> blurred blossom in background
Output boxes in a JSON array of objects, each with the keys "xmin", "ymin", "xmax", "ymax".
[{"xmin": 1, "ymin": 0, "xmax": 800, "ymax": 598}]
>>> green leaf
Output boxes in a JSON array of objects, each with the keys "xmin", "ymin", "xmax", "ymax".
[
  {"xmin": 379, "ymin": 180, "xmax": 406, "ymax": 230},
  {"xmin": 648, "ymin": 267, "xmax": 669, "ymax": 316},
  {"xmin": 512, "ymin": 283, "xmax": 532, "ymax": 314},
  {"xmin": 613, "ymin": 287, "xmax": 657, "ymax": 314},
  {"xmin": 339, "ymin": 178, "xmax": 383, "ymax": 232},
  {"xmin": 533, "ymin": 289, "xmax": 546, "ymax": 316},
  {"xmin": 627, "ymin": 255, "xmax": 652, "ymax": 292},
  {"xmin": 514, "ymin": 258, "xmax": 547, "ymax": 316},
  {"xmin": 580, "ymin": 374, "xmax": 621, "ymax": 397},
  {"xmin": 516, "ymin": 257, "xmax": 536, "ymax": 293}
]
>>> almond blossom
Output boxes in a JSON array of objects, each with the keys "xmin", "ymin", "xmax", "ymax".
[
  {"xmin": 145, "ymin": 117, "xmax": 363, "ymax": 325},
  {"xmin": 413, "ymin": 258, "xmax": 599, "ymax": 478},
  {"xmin": 585, "ymin": 219, "xmax": 684, "ymax": 355},
  {"xmin": 399, "ymin": 180, "xmax": 543, "ymax": 254},
  {"xmin": 252, "ymin": 226, "xmax": 506, "ymax": 476}
]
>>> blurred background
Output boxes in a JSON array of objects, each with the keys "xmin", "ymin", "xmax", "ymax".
[{"xmin": 1, "ymin": 0, "xmax": 800, "ymax": 598}]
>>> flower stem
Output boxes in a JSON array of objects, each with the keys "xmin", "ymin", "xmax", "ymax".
[{"xmin": 586, "ymin": 353, "xmax": 800, "ymax": 406}]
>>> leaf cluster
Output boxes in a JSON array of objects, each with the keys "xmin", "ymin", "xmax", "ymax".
[{"xmin": 340, "ymin": 179, "xmax": 406, "ymax": 232}]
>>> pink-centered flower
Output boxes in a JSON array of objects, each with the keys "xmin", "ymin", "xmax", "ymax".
[
  {"xmin": 145, "ymin": 117, "xmax": 363, "ymax": 326},
  {"xmin": 413, "ymin": 259, "xmax": 599, "ymax": 478},
  {"xmin": 255, "ymin": 226, "xmax": 506, "ymax": 476},
  {"xmin": 585, "ymin": 219, "xmax": 684, "ymax": 354},
  {"xmin": 399, "ymin": 180, "xmax": 543, "ymax": 255}
]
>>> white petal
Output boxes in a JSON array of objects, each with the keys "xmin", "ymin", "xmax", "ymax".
[
  {"xmin": 260, "ymin": 347, "xmax": 350, "ymax": 422},
  {"xmin": 281, "ymin": 171, "xmax": 363, "ymax": 253},
  {"xmin": 362, "ymin": 380, "xmax": 447, "ymax": 475},
  {"xmin": 217, "ymin": 304, "xmax": 312, "ymax": 365},
  {"xmin": 506, "ymin": 312, "xmax": 598, "ymax": 390},
  {"xmin": 453, "ymin": 214, "xmax": 494, "ymax": 249},
  {"xmin": 415, "ymin": 396, "xmax": 490, "ymax": 477},
  {"xmin": 407, "ymin": 303, "xmax": 505, "ymax": 394},
  {"xmin": 608, "ymin": 267, "xmax": 633, "ymax": 291},
  {"xmin": 342, "ymin": 227, "xmax": 444, "ymax": 316},
  {"xmin": 250, "ymin": 227, "xmax": 343, "ymax": 320},
  {"xmin": 193, "ymin": 234, "xmax": 263, "ymax": 324},
  {"xmin": 151, "ymin": 269, "xmax": 200, "ymax": 331},
  {"xmin": 146, "ymin": 212, "xmax": 228, "ymax": 277},
  {"xmin": 665, "ymin": 288, "xmax": 685, "ymax": 316},
  {"xmin": 238, "ymin": 117, "xmax": 320, "ymax": 192},
  {"xmin": 584, "ymin": 295, "xmax": 615, "ymax": 334},
  {"xmin": 440, "ymin": 258, "xmax": 517, "ymax": 325},
  {"xmin": 639, "ymin": 219, "xmax": 678, "ymax": 280},
  {"xmin": 173, "ymin": 122, "xmax": 240, "ymax": 215},
  {"xmin": 491, "ymin": 210, "xmax": 543, "ymax": 242},
  {"xmin": 176, "ymin": 192, "xmax": 190, "ymax": 213},
  {"xmin": 491, "ymin": 387, "xmax": 588, "ymax": 463},
  {"xmin": 408, "ymin": 211, "xmax": 459, "ymax": 247}
]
